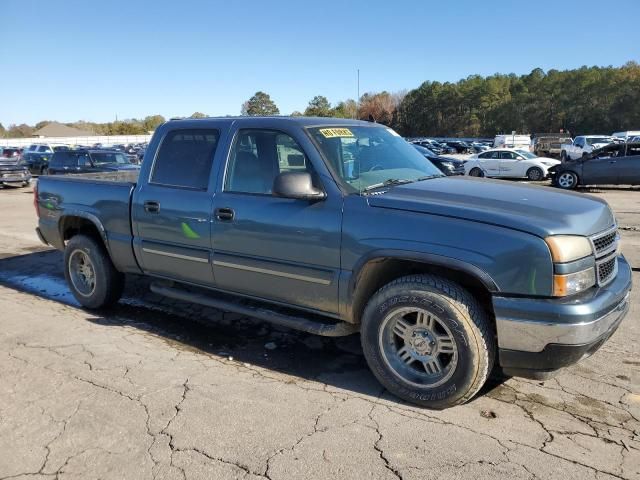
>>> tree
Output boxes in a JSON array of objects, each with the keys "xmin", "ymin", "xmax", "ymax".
[
  {"xmin": 142, "ymin": 115, "xmax": 166, "ymax": 132},
  {"xmin": 6, "ymin": 124, "xmax": 34, "ymax": 138},
  {"xmin": 241, "ymin": 91, "xmax": 280, "ymax": 116},
  {"xmin": 190, "ymin": 112, "xmax": 207, "ymax": 118},
  {"xmin": 0, "ymin": 123, "xmax": 5, "ymax": 138},
  {"xmin": 332, "ymin": 99, "xmax": 357, "ymax": 119},
  {"xmin": 358, "ymin": 91, "xmax": 397, "ymax": 126},
  {"xmin": 290, "ymin": 111, "xmax": 303, "ymax": 117},
  {"xmin": 304, "ymin": 95, "xmax": 332, "ymax": 117}
]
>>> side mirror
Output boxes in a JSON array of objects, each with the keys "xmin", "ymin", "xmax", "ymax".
[{"xmin": 273, "ymin": 172, "xmax": 326, "ymax": 201}]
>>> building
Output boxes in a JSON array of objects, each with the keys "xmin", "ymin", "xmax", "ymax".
[{"xmin": 31, "ymin": 122, "xmax": 95, "ymax": 138}]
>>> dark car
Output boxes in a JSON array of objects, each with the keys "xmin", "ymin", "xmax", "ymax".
[
  {"xmin": 23, "ymin": 144, "xmax": 71, "ymax": 175},
  {"xmin": 412, "ymin": 144, "xmax": 465, "ymax": 175},
  {"xmin": 443, "ymin": 140, "xmax": 471, "ymax": 154},
  {"xmin": 550, "ymin": 142, "xmax": 640, "ymax": 189},
  {"xmin": 0, "ymin": 148, "xmax": 31, "ymax": 188},
  {"xmin": 48, "ymin": 149, "xmax": 140, "ymax": 175}
]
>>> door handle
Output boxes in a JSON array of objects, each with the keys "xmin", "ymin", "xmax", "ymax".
[
  {"xmin": 609, "ymin": 160, "xmax": 617, "ymax": 164},
  {"xmin": 144, "ymin": 201, "xmax": 161, "ymax": 213},
  {"xmin": 215, "ymin": 207, "xmax": 235, "ymax": 221}
]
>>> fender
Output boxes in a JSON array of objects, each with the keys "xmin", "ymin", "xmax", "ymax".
[
  {"xmin": 341, "ymin": 249, "xmax": 499, "ymax": 321},
  {"xmin": 58, "ymin": 210, "xmax": 110, "ymax": 253}
]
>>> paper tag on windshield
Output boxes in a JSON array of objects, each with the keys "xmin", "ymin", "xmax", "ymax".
[{"xmin": 319, "ymin": 128, "xmax": 354, "ymax": 138}]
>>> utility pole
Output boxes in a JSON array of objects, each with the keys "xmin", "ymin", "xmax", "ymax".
[{"xmin": 356, "ymin": 69, "xmax": 360, "ymax": 119}]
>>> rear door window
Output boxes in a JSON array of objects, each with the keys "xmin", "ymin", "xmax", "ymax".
[{"xmin": 150, "ymin": 129, "xmax": 220, "ymax": 190}]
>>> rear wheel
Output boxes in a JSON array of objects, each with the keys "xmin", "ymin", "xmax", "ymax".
[
  {"xmin": 469, "ymin": 167, "xmax": 484, "ymax": 177},
  {"xmin": 526, "ymin": 167, "xmax": 544, "ymax": 181},
  {"xmin": 556, "ymin": 171, "xmax": 578, "ymax": 190},
  {"xmin": 64, "ymin": 234, "xmax": 124, "ymax": 309},
  {"xmin": 360, "ymin": 274, "xmax": 495, "ymax": 408},
  {"xmin": 41, "ymin": 166, "xmax": 48, "ymax": 176}
]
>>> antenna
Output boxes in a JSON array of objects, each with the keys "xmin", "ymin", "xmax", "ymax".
[{"xmin": 356, "ymin": 69, "xmax": 360, "ymax": 119}]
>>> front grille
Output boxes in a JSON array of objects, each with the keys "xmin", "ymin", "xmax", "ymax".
[
  {"xmin": 590, "ymin": 226, "xmax": 619, "ymax": 286},
  {"xmin": 597, "ymin": 255, "xmax": 617, "ymax": 285}
]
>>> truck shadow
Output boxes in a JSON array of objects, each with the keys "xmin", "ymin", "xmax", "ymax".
[{"xmin": 0, "ymin": 250, "xmax": 507, "ymax": 407}]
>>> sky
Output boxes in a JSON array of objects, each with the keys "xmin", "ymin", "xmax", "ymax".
[{"xmin": 1, "ymin": 0, "xmax": 639, "ymax": 126}]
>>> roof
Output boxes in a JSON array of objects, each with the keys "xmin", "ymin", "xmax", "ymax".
[
  {"xmin": 32, "ymin": 122, "xmax": 95, "ymax": 137},
  {"xmin": 162, "ymin": 116, "xmax": 374, "ymax": 129}
]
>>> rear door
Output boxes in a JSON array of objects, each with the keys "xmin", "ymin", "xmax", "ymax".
[
  {"xmin": 478, "ymin": 151, "xmax": 501, "ymax": 176},
  {"xmin": 132, "ymin": 128, "xmax": 221, "ymax": 286}
]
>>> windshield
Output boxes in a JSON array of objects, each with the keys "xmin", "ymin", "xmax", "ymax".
[
  {"xmin": 412, "ymin": 144, "xmax": 436, "ymax": 157},
  {"xmin": 308, "ymin": 126, "xmax": 444, "ymax": 193},
  {"xmin": 91, "ymin": 152, "xmax": 129, "ymax": 165},
  {"xmin": 516, "ymin": 150, "xmax": 537, "ymax": 159},
  {"xmin": 586, "ymin": 137, "xmax": 612, "ymax": 145}
]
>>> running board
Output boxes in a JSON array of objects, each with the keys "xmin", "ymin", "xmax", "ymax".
[{"xmin": 150, "ymin": 283, "xmax": 359, "ymax": 337}]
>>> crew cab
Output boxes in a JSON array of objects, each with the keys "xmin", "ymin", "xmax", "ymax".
[
  {"xmin": 560, "ymin": 135, "xmax": 615, "ymax": 162},
  {"xmin": 35, "ymin": 117, "xmax": 632, "ymax": 408}
]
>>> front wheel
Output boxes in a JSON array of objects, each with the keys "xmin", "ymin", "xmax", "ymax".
[
  {"xmin": 556, "ymin": 171, "xmax": 578, "ymax": 190},
  {"xmin": 526, "ymin": 167, "xmax": 544, "ymax": 181},
  {"xmin": 41, "ymin": 166, "xmax": 48, "ymax": 176},
  {"xmin": 360, "ymin": 275, "xmax": 495, "ymax": 408},
  {"xmin": 64, "ymin": 234, "xmax": 124, "ymax": 309},
  {"xmin": 468, "ymin": 167, "xmax": 484, "ymax": 177}
]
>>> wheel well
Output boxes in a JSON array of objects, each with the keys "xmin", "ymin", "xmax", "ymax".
[
  {"xmin": 60, "ymin": 216, "xmax": 105, "ymax": 249},
  {"xmin": 351, "ymin": 258, "xmax": 495, "ymax": 325}
]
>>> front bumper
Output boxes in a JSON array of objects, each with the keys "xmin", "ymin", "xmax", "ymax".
[
  {"xmin": 493, "ymin": 255, "xmax": 632, "ymax": 379},
  {"xmin": 0, "ymin": 170, "xmax": 31, "ymax": 184}
]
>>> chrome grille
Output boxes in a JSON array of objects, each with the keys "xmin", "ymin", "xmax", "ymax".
[{"xmin": 590, "ymin": 226, "xmax": 619, "ymax": 286}]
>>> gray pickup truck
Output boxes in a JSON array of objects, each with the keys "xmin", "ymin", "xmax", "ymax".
[{"xmin": 35, "ymin": 117, "xmax": 632, "ymax": 408}]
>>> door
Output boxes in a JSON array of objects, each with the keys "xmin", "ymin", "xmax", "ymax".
[
  {"xmin": 616, "ymin": 146, "xmax": 640, "ymax": 184},
  {"xmin": 478, "ymin": 150, "xmax": 501, "ymax": 176},
  {"xmin": 211, "ymin": 127, "xmax": 342, "ymax": 314},
  {"xmin": 582, "ymin": 156, "xmax": 619, "ymax": 185},
  {"xmin": 132, "ymin": 128, "xmax": 221, "ymax": 286},
  {"xmin": 498, "ymin": 151, "xmax": 523, "ymax": 177},
  {"xmin": 571, "ymin": 137, "xmax": 585, "ymax": 159}
]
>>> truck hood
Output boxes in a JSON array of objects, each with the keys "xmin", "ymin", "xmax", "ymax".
[{"xmin": 366, "ymin": 176, "xmax": 614, "ymax": 237}]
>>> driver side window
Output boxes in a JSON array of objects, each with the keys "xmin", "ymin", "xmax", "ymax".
[{"xmin": 225, "ymin": 129, "xmax": 312, "ymax": 195}]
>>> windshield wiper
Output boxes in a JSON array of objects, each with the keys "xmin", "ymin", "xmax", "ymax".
[
  {"xmin": 362, "ymin": 178, "xmax": 414, "ymax": 193},
  {"xmin": 415, "ymin": 174, "xmax": 445, "ymax": 182}
]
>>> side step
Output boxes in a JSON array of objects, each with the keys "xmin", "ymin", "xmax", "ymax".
[{"xmin": 150, "ymin": 283, "xmax": 359, "ymax": 337}]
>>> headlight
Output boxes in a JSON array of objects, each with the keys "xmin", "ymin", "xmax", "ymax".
[
  {"xmin": 545, "ymin": 236, "xmax": 593, "ymax": 262},
  {"xmin": 541, "ymin": 161, "xmax": 555, "ymax": 166},
  {"xmin": 546, "ymin": 236, "xmax": 596, "ymax": 296},
  {"xmin": 440, "ymin": 162, "xmax": 455, "ymax": 169},
  {"xmin": 553, "ymin": 268, "xmax": 596, "ymax": 296}
]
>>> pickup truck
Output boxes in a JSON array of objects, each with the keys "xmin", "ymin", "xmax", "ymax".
[
  {"xmin": 560, "ymin": 135, "xmax": 615, "ymax": 162},
  {"xmin": 35, "ymin": 117, "xmax": 632, "ymax": 408}
]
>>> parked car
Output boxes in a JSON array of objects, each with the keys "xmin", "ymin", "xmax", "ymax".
[
  {"xmin": 0, "ymin": 148, "xmax": 31, "ymax": 188},
  {"xmin": 35, "ymin": 116, "xmax": 631, "ymax": 409},
  {"xmin": 470, "ymin": 142, "xmax": 490, "ymax": 153},
  {"xmin": 465, "ymin": 149, "xmax": 560, "ymax": 180},
  {"xmin": 532, "ymin": 133, "xmax": 573, "ymax": 158},
  {"xmin": 560, "ymin": 136, "xmax": 614, "ymax": 162},
  {"xmin": 47, "ymin": 149, "xmax": 141, "ymax": 175},
  {"xmin": 443, "ymin": 140, "xmax": 471, "ymax": 154},
  {"xmin": 550, "ymin": 142, "xmax": 640, "ymax": 189},
  {"xmin": 493, "ymin": 134, "xmax": 531, "ymax": 150},
  {"xmin": 412, "ymin": 144, "xmax": 465, "ymax": 175},
  {"xmin": 23, "ymin": 144, "xmax": 71, "ymax": 175}
]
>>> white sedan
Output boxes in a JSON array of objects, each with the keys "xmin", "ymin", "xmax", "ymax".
[{"xmin": 464, "ymin": 149, "xmax": 560, "ymax": 181}]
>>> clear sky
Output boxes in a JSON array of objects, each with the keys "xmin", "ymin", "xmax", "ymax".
[{"xmin": 1, "ymin": 0, "xmax": 639, "ymax": 126}]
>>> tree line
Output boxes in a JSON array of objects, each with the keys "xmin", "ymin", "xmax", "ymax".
[{"xmin": 3, "ymin": 62, "xmax": 638, "ymax": 139}]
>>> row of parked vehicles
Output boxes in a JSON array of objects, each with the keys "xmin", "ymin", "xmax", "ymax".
[{"xmin": 0, "ymin": 143, "xmax": 146, "ymax": 189}]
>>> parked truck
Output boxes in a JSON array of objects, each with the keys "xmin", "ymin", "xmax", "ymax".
[
  {"xmin": 560, "ymin": 135, "xmax": 615, "ymax": 162},
  {"xmin": 35, "ymin": 117, "xmax": 632, "ymax": 408},
  {"xmin": 532, "ymin": 133, "xmax": 573, "ymax": 158}
]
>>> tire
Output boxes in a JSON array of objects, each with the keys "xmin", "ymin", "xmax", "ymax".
[
  {"xmin": 63, "ymin": 234, "xmax": 124, "ymax": 309},
  {"xmin": 41, "ymin": 166, "xmax": 48, "ymax": 176},
  {"xmin": 555, "ymin": 171, "xmax": 578, "ymax": 190},
  {"xmin": 526, "ymin": 167, "xmax": 544, "ymax": 181},
  {"xmin": 469, "ymin": 167, "xmax": 484, "ymax": 177},
  {"xmin": 360, "ymin": 274, "xmax": 495, "ymax": 409}
]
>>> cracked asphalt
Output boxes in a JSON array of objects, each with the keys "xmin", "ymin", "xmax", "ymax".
[{"xmin": 0, "ymin": 184, "xmax": 639, "ymax": 480}]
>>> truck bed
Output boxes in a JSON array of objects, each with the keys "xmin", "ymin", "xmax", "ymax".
[{"xmin": 36, "ymin": 172, "xmax": 140, "ymax": 274}]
